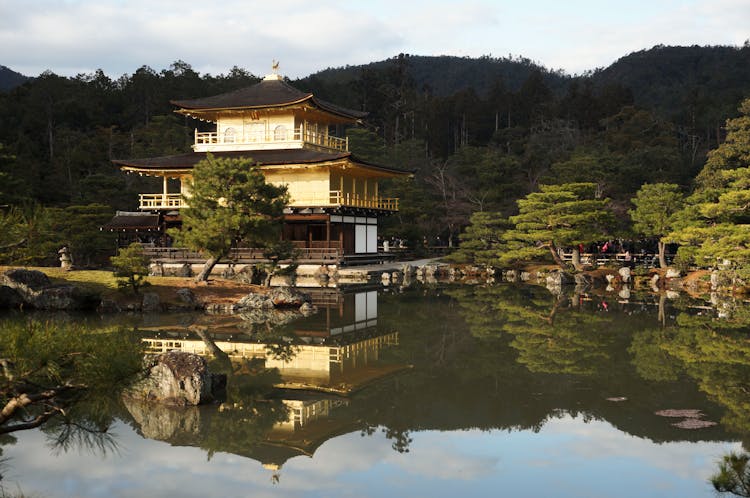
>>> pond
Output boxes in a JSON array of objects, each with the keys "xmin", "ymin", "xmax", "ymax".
[{"xmin": 0, "ymin": 284, "xmax": 748, "ymax": 497}]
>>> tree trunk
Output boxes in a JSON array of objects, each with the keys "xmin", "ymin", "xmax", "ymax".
[
  {"xmin": 263, "ymin": 268, "xmax": 274, "ymax": 287},
  {"xmin": 657, "ymin": 292, "xmax": 667, "ymax": 327},
  {"xmin": 571, "ymin": 248, "xmax": 585, "ymax": 272},
  {"xmin": 547, "ymin": 241, "xmax": 567, "ymax": 270},
  {"xmin": 195, "ymin": 256, "xmax": 220, "ymax": 282},
  {"xmin": 191, "ymin": 325, "xmax": 232, "ymax": 374},
  {"xmin": 658, "ymin": 241, "xmax": 668, "ymax": 269}
]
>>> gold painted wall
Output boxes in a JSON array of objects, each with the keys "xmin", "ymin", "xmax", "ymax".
[
  {"xmin": 331, "ymin": 171, "xmax": 377, "ymax": 197},
  {"xmin": 218, "ymin": 112, "xmax": 296, "ymax": 140},
  {"xmin": 264, "ymin": 168, "xmax": 331, "ymax": 204}
]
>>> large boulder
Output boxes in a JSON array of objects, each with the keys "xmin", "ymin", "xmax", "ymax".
[
  {"xmin": 234, "ymin": 292, "xmax": 275, "ymax": 310},
  {"xmin": 1, "ymin": 269, "xmax": 96, "ymax": 310},
  {"xmin": 0, "ymin": 286, "xmax": 23, "ymax": 309},
  {"xmin": 269, "ymin": 287, "xmax": 311, "ymax": 307},
  {"xmin": 126, "ymin": 351, "xmax": 226, "ymax": 406},
  {"xmin": 1, "ymin": 269, "xmax": 51, "ymax": 298},
  {"xmin": 141, "ymin": 291, "xmax": 162, "ymax": 312},
  {"xmin": 234, "ymin": 287, "xmax": 311, "ymax": 311},
  {"xmin": 30, "ymin": 285, "xmax": 94, "ymax": 310}
]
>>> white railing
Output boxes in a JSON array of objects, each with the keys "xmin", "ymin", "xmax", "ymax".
[
  {"xmin": 138, "ymin": 190, "xmax": 398, "ymax": 211},
  {"xmin": 139, "ymin": 193, "xmax": 187, "ymax": 210},
  {"xmin": 194, "ymin": 127, "xmax": 348, "ymax": 151},
  {"xmin": 290, "ymin": 190, "xmax": 399, "ymax": 211}
]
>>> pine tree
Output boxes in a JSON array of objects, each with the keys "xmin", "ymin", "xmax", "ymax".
[
  {"xmin": 111, "ymin": 243, "xmax": 151, "ymax": 294},
  {"xmin": 502, "ymin": 183, "xmax": 612, "ymax": 270},
  {"xmin": 668, "ymin": 99, "xmax": 750, "ymax": 275},
  {"xmin": 629, "ymin": 183, "xmax": 684, "ymax": 268},
  {"xmin": 171, "ymin": 155, "xmax": 289, "ymax": 282},
  {"xmin": 447, "ymin": 211, "xmax": 510, "ymax": 265}
]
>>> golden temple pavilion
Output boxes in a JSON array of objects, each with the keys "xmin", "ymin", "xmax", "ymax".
[{"xmin": 105, "ymin": 66, "xmax": 408, "ymax": 265}]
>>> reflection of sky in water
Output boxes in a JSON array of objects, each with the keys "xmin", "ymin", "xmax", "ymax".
[{"xmin": 4, "ymin": 414, "xmax": 739, "ymax": 498}]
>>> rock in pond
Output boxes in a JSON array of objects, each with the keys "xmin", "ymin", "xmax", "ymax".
[
  {"xmin": 141, "ymin": 291, "xmax": 162, "ymax": 312},
  {"xmin": 126, "ymin": 351, "xmax": 226, "ymax": 406},
  {"xmin": 233, "ymin": 287, "xmax": 311, "ymax": 311}
]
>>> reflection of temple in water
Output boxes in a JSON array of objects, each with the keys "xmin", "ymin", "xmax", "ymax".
[
  {"xmin": 126, "ymin": 290, "xmax": 406, "ymax": 472},
  {"xmin": 139, "ymin": 290, "xmax": 405, "ymax": 394},
  {"xmin": 259, "ymin": 396, "xmax": 357, "ymax": 471}
]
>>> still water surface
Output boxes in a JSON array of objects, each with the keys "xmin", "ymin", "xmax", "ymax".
[{"xmin": 1, "ymin": 284, "xmax": 747, "ymax": 497}]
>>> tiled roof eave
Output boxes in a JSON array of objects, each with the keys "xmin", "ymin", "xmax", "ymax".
[{"xmin": 171, "ymin": 94, "xmax": 314, "ymax": 112}]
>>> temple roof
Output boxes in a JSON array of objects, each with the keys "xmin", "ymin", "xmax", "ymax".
[
  {"xmin": 112, "ymin": 149, "xmax": 410, "ymax": 176},
  {"xmin": 170, "ymin": 76, "xmax": 367, "ymax": 120},
  {"xmin": 101, "ymin": 211, "xmax": 160, "ymax": 231}
]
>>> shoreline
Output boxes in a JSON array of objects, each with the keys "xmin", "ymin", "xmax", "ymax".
[{"xmin": 0, "ymin": 261, "xmax": 744, "ymax": 314}]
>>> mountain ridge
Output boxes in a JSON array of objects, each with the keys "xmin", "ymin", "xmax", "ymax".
[{"xmin": 0, "ymin": 65, "xmax": 30, "ymax": 92}]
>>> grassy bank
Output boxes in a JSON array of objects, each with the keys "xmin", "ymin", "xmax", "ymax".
[{"xmin": 0, "ymin": 266, "xmax": 255, "ymax": 307}]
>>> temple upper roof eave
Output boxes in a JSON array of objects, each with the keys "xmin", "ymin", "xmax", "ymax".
[
  {"xmin": 111, "ymin": 150, "xmax": 410, "ymax": 178},
  {"xmin": 169, "ymin": 78, "xmax": 367, "ymax": 121}
]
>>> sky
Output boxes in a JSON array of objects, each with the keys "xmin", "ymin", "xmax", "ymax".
[{"xmin": 0, "ymin": 0, "xmax": 748, "ymax": 79}]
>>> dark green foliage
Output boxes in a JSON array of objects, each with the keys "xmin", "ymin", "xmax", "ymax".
[
  {"xmin": 111, "ymin": 243, "xmax": 150, "ymax": 294},
  {"xmin": 48, "ymin": 204, "xmax": 117, "ymax": 267},
  {"xmin": 171, "ymin": 155, "xmax": 288, "ymax": 281},
  {"xmin": 629, "ymin": 183, "xmax": 684, "ymax": 268},
  {"xmin": 0, "ymin": 203, "xmax": 115, "ymax": 267},
  {"xmin": 669, "ymin": 99, "xmax": 750, "ymax": 273},
  {"xmin": 0, "ymin": 204, "xmax": 59, "ymax": 265},
  {"xmin": 711, "ymin": 453, "xmax": 750, "ymax": 496},
  {"xmin": 0, "ymin": 319, "xmax": 144, "ymax": 434},
  {"xmin": 446, "ymin": 211, "xmax": 510, "ymax": 265},
  {"xmin": 503, "ymin": 183, "xmax": 613, "ymax": 268},
  {"xmin": 0, "ymin": 48, "xmax": 748, "ymax": 264},
  {"xmin": 591, "ymin": 44, "xmax": 750, "ymax": 147}
]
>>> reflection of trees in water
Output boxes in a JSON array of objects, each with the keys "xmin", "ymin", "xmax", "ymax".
[
  {"xmin": 198, "ymin": 393, "xmax": 289, "ymax": 460},
  {"xmin": 234, "ymin": 313, "xmax": 302, "ymax": 362},
  {"xmin": 628, "ymin": 329, "xmax": 681, "ymax": 382},
  {"xmin": 654, "ymin": 310, "xmax": 750, "ymax": 439},
  {"xmin": 450, "ymin": 284, "xmax": 750, "ymax": 444},
  {"xmin": 187, "ymin": 323, "xmax": 291, "ymax": 458},
  {"xmin": 0, "ymin": 319, "xmax": 144, "ymax": 485},
  {"xmin": 450, "ymin": 285, "xmax": 616, "ymax": 376},
  {"xmin": 0, "ymin": 320, "xmax": 144, "ymax": 436}
]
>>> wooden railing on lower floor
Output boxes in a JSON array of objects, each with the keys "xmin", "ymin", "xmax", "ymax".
[{"xmin": 142, "ymin": 246, "xmax": 343, "ymax": 264}]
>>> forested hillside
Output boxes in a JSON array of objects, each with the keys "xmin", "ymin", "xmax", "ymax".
[
  {"xmin": 300, "ymin": 54, "xmax": 570, "ymax": 99},
  {"xmin": 1, "ymin": 44, "xmax": 749, "ymax": 265},
  {"xmin": 0, "ymin": 65, "xmax": 29, "ymax": 92},
  {"xmin": 589, "ymin": 44, "xmax": 750, "ymax": 143}
]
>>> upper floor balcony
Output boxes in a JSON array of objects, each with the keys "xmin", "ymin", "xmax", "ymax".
[
  {"xmin": 193, "ymin": 127, "xmax": 348, "ymax": 153},
  {"xmin": 138, "ymin": 191, "xmax": 398, "ymax": 211}
]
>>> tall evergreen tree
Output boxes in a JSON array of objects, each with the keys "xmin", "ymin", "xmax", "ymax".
[
  {"xmin": 629, "ymin": 183, "xmax": 684, "ymax": 268},
  {"xmin": 447, "ymin": 211, "xmax": 510, "ymax": 265},
  {"xmin": 668, "ymin": 99, "xmax": 750, "ymax": 274},
  {"xmin": 503, "ymin": 183, "xmax": 612, "ymax": 270},
  {"xmin": 171, "ymin": 155, "xmax": 289, "ymax": 282}
]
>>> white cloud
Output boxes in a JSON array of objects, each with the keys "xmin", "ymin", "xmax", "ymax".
[
  {"xmin": 2, "ymin": 415, "xmax": 744, "ymax": 497},
  {"xmin": 1, "ymin": 0, "xmax": 747, "ymax": 79}
]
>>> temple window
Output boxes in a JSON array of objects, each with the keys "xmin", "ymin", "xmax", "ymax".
[{"xmin": 274, "ymin": 125, "xmax": 287, "ymax": 141}]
